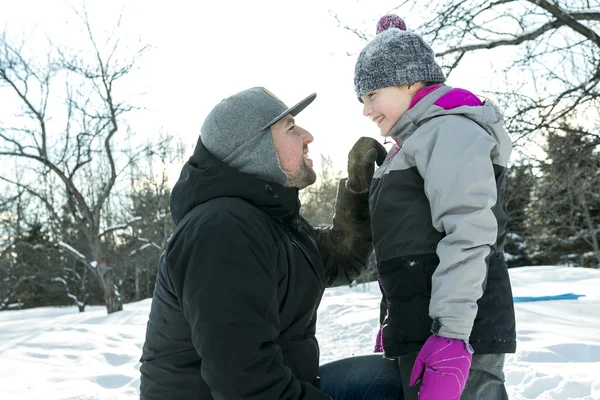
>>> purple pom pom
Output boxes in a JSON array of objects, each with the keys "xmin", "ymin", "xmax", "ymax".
[{"xmin": 376, "ymin": 14, "xmax": 407, "ymax": 34}]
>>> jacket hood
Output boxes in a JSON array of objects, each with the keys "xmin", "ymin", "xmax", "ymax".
[
  {"xmin": 388, "ymin": 86, "xmax": 512, "ymax": 158},
  {"xmin": 170, "ymin": 141, "xmax": 299, "ymax": 225}
]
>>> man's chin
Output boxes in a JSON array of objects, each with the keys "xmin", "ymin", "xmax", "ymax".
[
  {"xmin": 304, "ymin": 165, "xmax": 317, "ymax": 187},
  {"xmin": 285, "ymin": 167, "xmax": 317, "ymax": 190},
  {"xmin": 304, "ymin": 172, "xmax": 317, "ymax": 188}
]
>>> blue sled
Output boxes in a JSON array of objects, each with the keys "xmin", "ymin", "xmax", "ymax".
[{"xmin": 513, "ymin": 293, "xmax": 585, "ymax": 303}]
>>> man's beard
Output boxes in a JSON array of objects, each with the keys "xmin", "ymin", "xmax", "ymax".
[{"xmin": 284, "ymin": 160, "xmax": 317, "ymax": 190}]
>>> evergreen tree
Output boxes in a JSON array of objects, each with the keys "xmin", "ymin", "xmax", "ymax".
[
  {"xmin": 504, "ymin": 164, "xmax": 535, "ymax": 267},
  {"xmin": 532, "ymin": 127, "xmax": 600, "ymax": 268}
]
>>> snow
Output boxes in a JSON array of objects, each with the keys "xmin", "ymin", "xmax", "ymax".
[
  {"xmin": 67, "ymin": 293, "xmax": 85, "ymax": 308},
  {"xmin": 100, "ymin": 224, "xmax": 130, "ymax": 235},
  {"xmin": 0, "ymin": 266, "xmax": 599, "ymax": 400},
  {"xmin": 130, "ymin": 242, "xmax": 162, "ymax": 255},
  {"xmin": 129, "ymin": 243, "xmax": 151, "ymax": 256},
  {"xmin": 51, "ymin": 277, "xmax": 67, "ymax": 286},
  {"xmin": 99, "ymin": 217, "xmax": 143, "ymax": 237},
  {"xmin": 57, "ymin": 241, "xmax": 86, "ymax": 260}
]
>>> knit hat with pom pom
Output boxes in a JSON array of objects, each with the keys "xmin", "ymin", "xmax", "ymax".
[{"xmin": 354, "ymin": 14, "xmax": 445, "ymax": 98}]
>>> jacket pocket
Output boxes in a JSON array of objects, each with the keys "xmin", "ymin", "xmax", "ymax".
[
  {"xmin": 377, "ymin": 254, "xmax": 438, "ymax": 300},
  {"xmin": 377, "ymin": 254, "xmax": 439, "ymax": 352}
]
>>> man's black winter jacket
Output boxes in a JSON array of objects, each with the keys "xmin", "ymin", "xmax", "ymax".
[{"xmin": 139, "ymin": 143, "xmax": 373, "ymax": 399}]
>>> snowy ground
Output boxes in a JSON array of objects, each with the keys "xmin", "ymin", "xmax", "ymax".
[{"xmin": 1, "ymin": 266, "xmax": 599, "ymax": 400}]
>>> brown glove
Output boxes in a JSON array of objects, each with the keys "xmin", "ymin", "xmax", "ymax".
[{"xmin": 347, "ymin": 137, "xmax": 387, "ymax": 192}]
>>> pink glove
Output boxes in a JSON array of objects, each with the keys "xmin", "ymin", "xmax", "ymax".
[
  {"xmin": 409, "ymin": 334, "xmax": 474, "ymax": 400},
  {"xmin": 374, "ymin": 327, "xmax": 384, "ymax": 353}
]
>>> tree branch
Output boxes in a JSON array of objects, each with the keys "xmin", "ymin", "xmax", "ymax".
[
  {"xmin": 0, "ymin": 175, "xmax": 62, "ymax": 223},
  {"xmin": 571, "ymin": 11, "xmax": 600, "ymax": 21},
  {"xmin": 0, "ymin": 131, "xmax": 26, "ymax": 153},
  {"xmin": 0, "ymin": 151, "xmax": 92, "ymax": 222},
  {"xmin": 445, "ymin": 51, "xmax": 466, "ymax": 75},
  {"xmin": 331, "ymin": 13, "xmax": 370, "ymax": 42},
  {"xmin": 98, "ymin": 216, "xmax": 142, "ymax": 238},
  {"xmin": 436, "ymin": 11, "xmax": 600, "ymax": 57},
  {"xmin": 527, "ymin": 0, "xmax": 600, "ymax": 47},
  {"xmin": 0, "ymin": 46, "xmax": 49, "ymax": 158},
  {"xmin": 437, "ymin": 19, "xmax": 561, "ymax": 56}
]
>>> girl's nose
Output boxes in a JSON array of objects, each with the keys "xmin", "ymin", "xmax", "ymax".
[{"xmin": 362, "ymin": 101, "xmax": 372, "ymax": 117}]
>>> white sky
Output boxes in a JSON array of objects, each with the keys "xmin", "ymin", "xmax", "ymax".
[{"xmin": 1, "ymin": 0, "xmax": 500, "ymax": 180}]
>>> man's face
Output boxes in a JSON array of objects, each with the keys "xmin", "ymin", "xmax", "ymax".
[
  {"xmin": 271, "ymin": 115, "xmax": 316, "ymax": 189},
  {"xmin": 360, "ymin": 84, "xmax": 421, "ymax": 136}
]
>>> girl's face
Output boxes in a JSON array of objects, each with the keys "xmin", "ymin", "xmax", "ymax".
[{"xmin": 360, "ymin": 84, "xmax": 421, "ymax": 136}]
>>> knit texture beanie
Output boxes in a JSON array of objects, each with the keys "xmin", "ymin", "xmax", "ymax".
[{"xmin": 354, "ymin": 14, "xmax": 446, "ymax": 98}]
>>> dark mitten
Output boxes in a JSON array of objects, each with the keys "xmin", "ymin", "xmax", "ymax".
[{"xmin": 347, "ymin": 137, "xmax": 387, "ymax": 192}]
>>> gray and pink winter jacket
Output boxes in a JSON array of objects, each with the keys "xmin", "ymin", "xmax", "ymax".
[{"xmin": 371, "ymin": 85, "xmax": 517, "ymax": 358}]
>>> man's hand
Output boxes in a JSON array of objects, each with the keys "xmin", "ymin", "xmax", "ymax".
[{"xmin": 347, "ymin": 137, "xmax": 387, "ymax": 192}]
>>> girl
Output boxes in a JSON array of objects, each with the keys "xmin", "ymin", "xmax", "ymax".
[{"xmin": 354, "ymin": 14, "xmax": 517, "ymax": 400}]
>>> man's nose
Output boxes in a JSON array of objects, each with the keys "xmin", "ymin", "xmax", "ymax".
[{"xmin": 297, "ymin": 126, "xmax": 314, "ymax": 144}]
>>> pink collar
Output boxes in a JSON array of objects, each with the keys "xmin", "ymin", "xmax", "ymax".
[{"xmin": 408, "ymin": 84, "xmax": 444, "ymax": 110}]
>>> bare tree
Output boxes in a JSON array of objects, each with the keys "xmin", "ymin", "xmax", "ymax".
[
  {"xmin": 0, "ymin": 8, "xmax": 149, "ymax": 313},
  {"xmin": 120, "ymin": 137, "xmax": 178, "ymax": 301},
  {"xmin": 337, "ymin": 1, "xmax": 600, "ymax": 145},
  {"xmin": 416, "ymin": 0, "xmax": 600, "ymax": 144}
]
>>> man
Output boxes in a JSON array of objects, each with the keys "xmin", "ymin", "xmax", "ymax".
[{"xmin": 139, "ymin": 87, "xmax": 386, "ymax": 399}]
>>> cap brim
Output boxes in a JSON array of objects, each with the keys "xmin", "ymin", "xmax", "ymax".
[{"xmin": 262, "ymin": 93, "xmax": 317, "ymax": 130}]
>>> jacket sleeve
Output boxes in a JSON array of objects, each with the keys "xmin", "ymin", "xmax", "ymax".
[
  {"xmin": 411, "ymin": 116, "xmax": 499, "ymax": 341},
  {"xmin": 169, "ymin": 211, "xmax": 330, "ymax": 400},
  {"xmin": 309, "ymin": 178, "xmax": 373, "ymax": 287}
]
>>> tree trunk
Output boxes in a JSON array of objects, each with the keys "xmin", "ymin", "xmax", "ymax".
[
  {"xmin": 104, "ymin": 284, "xmax": 123, "ymax": 314},
  {"xmin": 146, "ymin": 261, "xmax": 151, "ymax": 298},
  {"xmin": 135, "ymin": 264, "xmax": 141, "ymax": 301},
  {"xmin": 578, "ymin": 193, "xmax": 600, "ymax": 267},
  {"xmin": 96, "ymin": 259, "xmax": 123, "ymax": 314},
  {"xmin": 78, "ymin": 292, "xmax": 89, "ymax": 313}
]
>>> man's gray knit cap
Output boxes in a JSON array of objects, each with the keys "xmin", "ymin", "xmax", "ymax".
[
  {"xmin": 354, "ymin": 14, "xmax": 446, "ymax": 98},
  {"xmin": 200, "ymin": 87, "xmax": 316, "ymax": 185}
]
